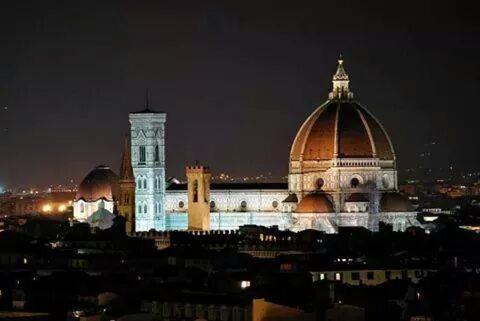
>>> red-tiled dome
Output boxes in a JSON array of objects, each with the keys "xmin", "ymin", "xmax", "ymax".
[
  {"xmin": 75, "ymin": 165, "xmax": 120, "ymax": 202},
  {"xmin": 290, "ymin": 59, "xmax": 395, "ymax": 164},
  {"xmin": 380, "ymin": 192, "xmax": 413, "ymax": 212},
  {"xmin": 296, "ymin": 193, "xmax": 334, "ymax": 213},
  {"xmin": 290, "ymin": 101, "xmax": 395, "ymax": 162}
]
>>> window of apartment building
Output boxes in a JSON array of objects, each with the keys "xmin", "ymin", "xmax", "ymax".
[
  {"xmin": 351, "ymin": 272, "xmax": 360, "ymax": 281},
  {"xmin": 335, "ymin": 272, "xmax": 342, "ymax": 281},
  {"xmin": 367, "ymin": 272, "xmax": 374, "ymax": 280}
]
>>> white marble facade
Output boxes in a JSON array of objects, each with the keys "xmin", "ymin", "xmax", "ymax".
[
  {"xmin": 163, "ymin": 188, "xmax": 419, "ymax": 233},
  {"xmin": 130, "ymin": 111, "xmax": 167, "ymax": 231}
]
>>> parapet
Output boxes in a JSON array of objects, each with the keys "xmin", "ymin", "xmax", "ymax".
[{"xmin": 186, "ymin": 165, "xmax": 211, "ymax": 174}]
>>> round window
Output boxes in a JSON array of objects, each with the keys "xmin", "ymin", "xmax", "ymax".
[
  {"xmin": 178, "ymin": 201, "xmax": 184, "ymax": 208},
  {"xmin": 316, "ymin": 178, "xmax": 325, "ymax": 190},
  {"xmin": 382, "ymin": 176, "xmax": 390, "ymax": 189},
  {"xmin": 272, "ymin": 200, "xmax": 279, "ymax": 208},
  {"xmin": 240, "ymin": 201, "xmax": 247, "ymax": 209},
  {"xmin": 210, "ymin": 201, "xmax": 216, "ymax": 209},
  {"xmin": 350, "ymin": 177, "xmax": 360, "ymax": 188}
]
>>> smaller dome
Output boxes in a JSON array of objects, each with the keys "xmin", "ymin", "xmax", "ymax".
[
  {"xmin": 296, "ymin": 193, "xmax": 334, "ymax": 213},
  {"xmin": 380, "ymin": 192, "xmax": 413, "ymax": 212},
  {"xmin": 346, "ymin": 193, "xmax": 369, "ymax": 202},
  {"xmin": 86, "ymin": 201, "xmax": 115, "ymax": 230},
  {"xmin": 75, "ymin": 165, "xmax": 120, "ymax": 202}
]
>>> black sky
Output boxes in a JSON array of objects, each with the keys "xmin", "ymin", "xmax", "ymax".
[{"xmin": 1, "ymin": 0, "xmax": 479, "ymax": 188}]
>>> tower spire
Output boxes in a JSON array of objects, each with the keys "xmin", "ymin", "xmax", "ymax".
[
  {"xmin": 119, "ymin": 134, "xmax": 134, "ymax": 181},
  {"xmin": 145, "ymin": 88, "xmax": 150, "ymax": 109},
  {"xmin": 329, "ymin": 56, "xmax": 354, "ymax": 100}
]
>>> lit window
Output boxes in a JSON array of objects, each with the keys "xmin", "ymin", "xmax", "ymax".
[
  {"xmin": 319, "ymin": 273, "xmax": 325, "ymax": 280},
  {"xmin": 335, "ymin": 272, "xmax": 342, "ymax": 281}
]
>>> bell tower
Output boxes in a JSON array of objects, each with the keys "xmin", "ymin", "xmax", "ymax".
[
  {"xmin": 129, "ymin": 95, "xmax": 167, "ymax": 231},
  {"xmin": 118, "ymin": 134, "xmax": 136, "ymax": 235},
  {"xmin": 186, "ymin": 165, "xmax": 211, "ymax": 231}
]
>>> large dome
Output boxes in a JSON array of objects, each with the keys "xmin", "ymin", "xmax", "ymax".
[
  {"xmin": 290, "ymin": 59, "xmax": 395, "ymax": 163},
  {"xmin": 75, "ymin": 165, "xmax": 120, "ymax": 202}
]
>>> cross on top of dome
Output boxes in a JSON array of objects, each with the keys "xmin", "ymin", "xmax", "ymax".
[{"xmin": 329, "ymin": 56, "xmax": 354, "ymax": 100}]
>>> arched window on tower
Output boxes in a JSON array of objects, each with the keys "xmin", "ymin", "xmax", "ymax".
[
  {"xmin": 143, "ymin": 179, "xmax": 147, "ymax": 189},
  {"xmin": 154, "ymin": 145, "xmax": 160, "ymax": 162},
  {"xmin": 137, "ymin": 178, "xmax": 142, "ymax": 190},
  {"xmin": 154, "ymin": 177, "xmax": 158, "ymax": 190},
  {"xmin": 143, "ymin": 204, "xmax": 147, "ymax": 214},
  {"xmin": 192, "ymin": 179, "xmax": 198, "ymax": 202},
  {"xmin": 138, "ymin": 204, "xmax": 142, "ymax": 214},
  {"xmin": 139, "ymin": 145, "xmax": 146, "ymax": 164}
]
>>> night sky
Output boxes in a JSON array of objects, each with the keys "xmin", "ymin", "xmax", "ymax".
[{"xmin": 1, "ymin": 0, "xmax": 479, "ymax": 188}]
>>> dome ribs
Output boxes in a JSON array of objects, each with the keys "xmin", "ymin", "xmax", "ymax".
[
  {"xmin": 303, "ymin": 102, "xmax": 337, "ymax": 160},
  {"xmin": 337, "ymin": 102, "xmax": 373, "ymax": 158}
]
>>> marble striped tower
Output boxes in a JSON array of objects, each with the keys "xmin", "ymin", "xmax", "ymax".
[{"xmin": 129, "ymin": 101, "xmax": 167, "ymax": 231}]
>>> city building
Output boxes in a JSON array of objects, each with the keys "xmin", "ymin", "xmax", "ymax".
[{"xmin": 74, "ymin": 59, "xmax": 419, "ymax": 233}]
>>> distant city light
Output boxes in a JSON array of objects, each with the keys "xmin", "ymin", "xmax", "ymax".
[
  {"xmin": 42, "ymin": 204, "xmax": 52, "ymax": 212},
  {"xmin": 58, "ymin": 204, "xmax": 67, "ymax": 212},
  {"xmin": 240, "ymin": 280, "xmax": 251, "ymax": 289}
]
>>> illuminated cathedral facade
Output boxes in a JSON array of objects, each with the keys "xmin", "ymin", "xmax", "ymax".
[{"xmin": 73, "ymin": 59, "xmax": 420, "ymax": 233}]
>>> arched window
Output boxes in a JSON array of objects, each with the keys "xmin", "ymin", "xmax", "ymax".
[
  {"xmin": 178, "ymin": 201, "xmax": 185, "ymax": 208},
  {"xmin": 143, "ymin": 204, "xmax": 147, "ymax": 214},
  {"xmin": 138, "ymin": 205, "xmax": 142, "ymax": 214},
  {"xmin": 143, "ymin": 179, "xmax": 147, "ymax": 189},
  {"xmin": 80, "ymin": 202, "xmax": 84, "ymax": 213},
  {"xmin": 316, "ymin": 178, "xmax": 325, "ymax": 190},
  {"xmin": 139, "ymin": 145, "xmax": 146, "ymax": 163},
  {"xmin": 154, "ymin": 145, "xmax": 160, "ymax": 162},
  {"xmin": 192, "ymin": 179, "xmax": 198, "ymax": 202},
  {"xmin": 350, "ymin": 177, "xmax": 360, "ymax": 188},
  {"xmin": 154, "ymin": 177, "xmax": 158, "ymax": 189},
  {"xmin": 137, "ymin": 178, "xmax": 142, "ymax": 189}
]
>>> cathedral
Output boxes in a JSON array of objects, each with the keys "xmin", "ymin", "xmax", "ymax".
[{"xmin": 73, "ymin": 59, "xmax": 420, "ymax": 233}]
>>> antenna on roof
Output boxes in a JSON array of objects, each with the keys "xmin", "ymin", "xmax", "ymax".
[{"xmin": 145, "ymin": 88, "xmax": 150, "ymax": 109}]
